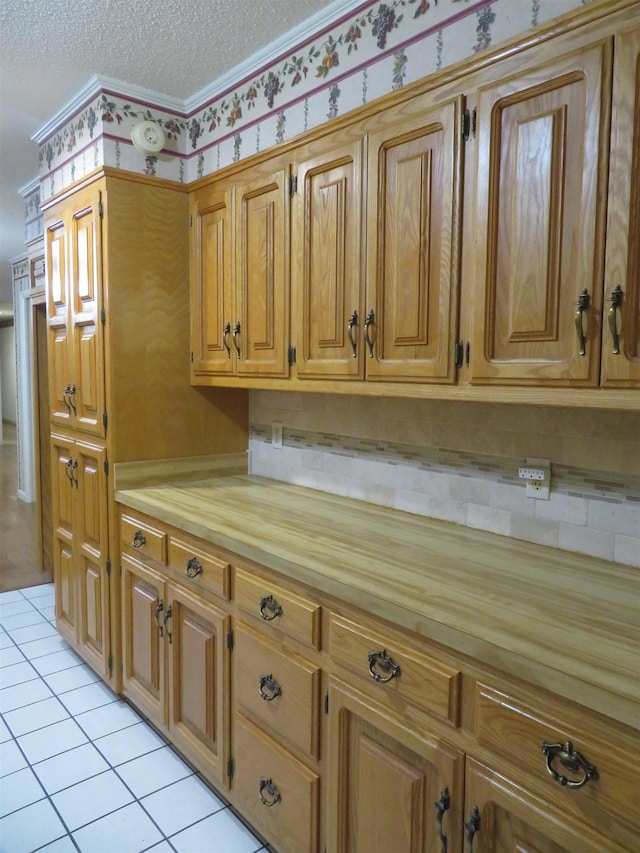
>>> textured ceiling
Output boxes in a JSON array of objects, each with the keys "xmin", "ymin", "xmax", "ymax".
[{"xmin": 0, "ymin": 0, "xmax": 336, "ymax": 297}]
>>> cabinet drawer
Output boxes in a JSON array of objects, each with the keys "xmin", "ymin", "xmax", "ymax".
[
  {"xmin": 476, "ymin": 683, "xmax": 640, "ymax": 837},
  {"xmin": 168, "ymin": 537, "xmax": 230, "ymax": 601},
  {"xmin": 235, "ymin": 568, "xmax": 321, "ymax": 649},
  {"xmin": 233, "ymin": 714, "xmax": 320, "ymax": 853},
  {"xmin": 330, "ymin": 614, "xmax": 461, "ymax": 726},
  {"xmin": 120, "ymin": 514, "xmax": 166, "ymax": 564},
  {"xmin": 235, "ymin": 626, "xmax": 321, "ymax": 759}
]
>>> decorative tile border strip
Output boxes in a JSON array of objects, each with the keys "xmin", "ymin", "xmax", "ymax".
[{"xmin": 250, "ymin": 424, "xmax": 640, "ymax": 504}]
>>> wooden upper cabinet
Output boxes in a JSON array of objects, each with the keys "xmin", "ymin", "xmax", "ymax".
[
  {"xmin": 601, "ymin": 25, "xmax": 640, "ymax": 387},
  {"xmin": 234, "ymin": 161, "xmax": 290, "ymax": 377},
  {"xmin": 190, "ymin": 183, "xmax": 234, "ymax": 377},
  {"xmin": 365, "ymin": 96, "xmax": 463, "ymax": 383},
  {"xmin": 46, "ymin": 184, "xmax": 106, "ymax": 436},
  {"xmin": 191, "ymin": 159, "xmax": 290, "ymax": 379},
  {"xmin": 470, "ymin": 41, "xmax": 612, "ymax": 386},
  {"xmin": 291, "ymin": 138, "xmax": 365, "ymax": 379}
]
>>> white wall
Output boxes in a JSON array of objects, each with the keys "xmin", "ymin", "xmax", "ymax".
[{"xmin": 0, "ymin": 325, "xmax": 17, "ymax": 423}]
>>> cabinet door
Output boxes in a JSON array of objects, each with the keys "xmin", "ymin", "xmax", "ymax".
[
  {"xmin": 234, "ymin": 162, "xmax": 290, "ymax": 377},
  {"xmin": 601, "ymin": 26, "xmax": 640, "ymax": 386},
  {"xmin": 365, "ymin": 96, "xmax": 463, "ymax": 383},
  {"xmin": 74, "ymin": 440, "xmax": 109, "ymax": 677},
  {"xmin": 167, "ymin": 582, "xmax": 231, "ymax": 789},
  {"xmin": 45, "ymin": 187, "xmax": 106, "ymax": 436},
  {"xmin": 327, "ymin": 679, "xmax": 464, "ymax": 853},
  {"xmin": 292, "ymin": 138, "xmax": 365, "ymax": 379},
  {"xmin": 463, "ymin": 757, "xmax": 630, "ymax": 853},
  {"xmin": 69, "ymin": 190, "xmax": 106, "ymax": 436},
  {"xmin": 190, "ymin": 183, "xmax": 235, "ymax": 376},
  {"xmin": 121, "ymin": 552, "xmax": 166, "ymax": 728},
  {"xmin": 46, "ymin": 217, "xmax": 72, "ymax": 429},
  {"xmin": 470, "ymin": 41, "xmax": 611, "ymax": 385},
  {"xmin": 50, "ymin": 433, "xmax": 76, "ymax": 643}
]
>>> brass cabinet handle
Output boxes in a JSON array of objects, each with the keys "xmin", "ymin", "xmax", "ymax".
[
  {"xmin": 163, "ymin": 605, "xmax": 173, "ymax": 644},
  {"xmin": 347, "ymin": 310, "xmax": 358, "ymax": 357},
  {"xmin": 434, "ymin": 787, "xmax": 450, "ymax": 853},
  {"xmin": 259, "ymin": 777, "xmax": 281, "ymax": 807},
  {"xmin": 464, "ymin": 806, "xmax": 480, "ymax": 853},
  {"xmin": 70, "ymin": 459, "xmax": 78, "ymax": 488},
  {"xmin": 259, "ymin": 594, "xmax": 283, "ymax": 621},
  {"xmin": 363, "ymin": 308, "xmax": 375, "ymax": 358},
  {"xmin": 367, "ymin": 649, "xmax": 401, "ymax": 683},
  {"xmin": 574, "ymin": 288, "xmax": 589, "ymax": 356},
  {"xmin": 222, "ymin": 321, "xmax": 232, "ymax": 358},
  {"xmin": 186, "ymin": 557, "xmax": 203, "ymax": 578},
  {"xmin": 607, "ymin": 285, "xmax": 623, "ymax": 355},
  {"xmin": 259, "ymin": 673, "xmax": 282, "ymax": 701},
  {"xmin": 62, "ymin": 384, "xmax": 72, "ymax": 412},
  {"xmin": 154, "ymin": 600, "xmax": 164, "ymax": 637},
  {"xmin": 65, "ymin": 458, "xmax": 74, "ymax": 484},
  {"xmin": 132, "ymin": 529, "xmax": 147, "ymax": 549},
  {"xmin": 68, "ymin": 384, "xmax": 77, "ymax": 414},
  {"xmin": 541, "ymin": 741, "xmax": 599, "ymax": 789},
  {"xmin": 232, "ymin": 321, "xmax": 241, "ymax": 356}
]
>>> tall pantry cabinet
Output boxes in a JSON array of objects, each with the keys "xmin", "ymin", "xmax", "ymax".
[{"xmin": 44, "ymin": 170, "xmax": 248, "ymax": 688}]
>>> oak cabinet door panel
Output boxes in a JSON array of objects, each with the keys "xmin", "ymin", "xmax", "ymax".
[{"xmin": 471, "ymin": 42, "xmax": 611, "ymax": 385}]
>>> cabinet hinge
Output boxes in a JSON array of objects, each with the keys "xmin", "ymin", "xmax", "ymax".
[
  {"xmin": 104, "ymin": 458, "xmax": 109, "ymax": 476},
  {"xmin": 289, "ymin": 175, "xmax": 298, "ymax": 197},
  {"xmin": 106, "ymin": 559, "xmax": 111, "ymax": 576},
  {"xmin": 455, "ymin": 339, "xmax": 464, "ymax": 369},
  {"xmin": 227, "ymin": 757, "xmax": 234, "ymax": 780},
  {"xmin": 108, "ymin": 653, "xmax": 113, "ymax": 674},
  {"xmin": 102, "ymin": 411, "xmax": 108, "ymax": 429},
  {"xmin": 101, "ymin": 307, "xmax": 106, "ymax": 325},
  {"xmin": 465, "ymin": 340, "xmax": 470, "ymax": 367},
  {"xmin": 288, "ymin": 345, "xmax": 297, "ymax": 366},
  {"xmin": 324, "ymin": 692, "xmax": 329, "ymax": 715},
  {"xmin": 190, "ymin": 351, "xmax": 194, "ymax": 363},
  {"xmin": 227, "ymin": 627, "xmax": 234, "ymax": 651},
  {"xmin": 98, "ymin": 199, "xmax": 104, "ymax": 219},
  {"xmin": 190, "ymin": 214, "xmax": 193, "ymax": 227},
  {"xmin": 462, "ymin": 107, "xmax": 477, "ymax": 141}
]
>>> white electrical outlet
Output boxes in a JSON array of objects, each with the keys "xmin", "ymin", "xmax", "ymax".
[
  {"xmin": 518, "ymin": 458, "xmax": 550, "ymax": 500},
  {"xmin": 272, "ymin": 421, "xmax": 283, "ymax": 448}
]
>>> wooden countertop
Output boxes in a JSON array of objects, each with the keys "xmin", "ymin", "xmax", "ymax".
[{"xmin": 116, "ymin": 475, "xmax": 639, "ymax": 731}]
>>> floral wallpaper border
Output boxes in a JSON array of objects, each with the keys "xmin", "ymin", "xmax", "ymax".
[{"xmin": 35, "ymin": 0, "xmax": 584, "ymax": 199}]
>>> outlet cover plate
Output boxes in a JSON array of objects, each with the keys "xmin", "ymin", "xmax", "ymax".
[
  {"xmin": 272, "ymin": 421, "xmax": 283, "ymax": 448},
  {"xmin": 521, "ymin": 457, "xmax": 550, "ymax": 500}
]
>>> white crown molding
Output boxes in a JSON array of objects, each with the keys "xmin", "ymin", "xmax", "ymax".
[
  {"xmin": 31, "ymin": 74, "xmax": 186, "ymax": 144},
  {"xmin": 184, "ymin": 0, "xmax": 365, "ymax": 113},
  {"xmin": 18, "ymin": 176, "xmax": 41, "ymax": 197},
  {"xmin": 31, "ymin": 0, "xmax": 365, "ymax": 145}
]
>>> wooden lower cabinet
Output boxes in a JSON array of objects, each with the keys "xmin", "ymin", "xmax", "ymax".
[
  {"xmin": 51, "ymin": 432, "xmax": 109, "ymax": 677},
  {"xmin": 121, "ymin": 551, "xmax": 231, "ymax": 790},
  {"xmin": 117, "ymin": 505, "xmax": 638, "ymax": 853},
  {"xmin": 463, "ymin": 757, "xmax": 632, "ymax": 853},
  {"xmin": 327, "ymin": 678, "xmax": 465, "ymax": 853},
  {"xmin": 233, "ymin": 713, "xmax": 321, "ymax": 853}
]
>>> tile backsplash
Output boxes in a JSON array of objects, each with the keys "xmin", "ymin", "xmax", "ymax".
[{"xmin": 249, "ymin": 391, "xmax": 640, "ymax": 568}]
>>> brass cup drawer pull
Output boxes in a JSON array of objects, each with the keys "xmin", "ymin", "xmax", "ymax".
[
  {"xmin": 259, "ymin": 673, "xmax": 282, "ymax": 702},
  {"xmin": 259, "ymin": 594, "xmax": 283, "ymax": 621},
  {"xmin": 132, "ymin": 529, "xmax": 147, "ymax": 549},
  {"xmin": 185, "ymin": 556, "xmax": 203, "ymax": 578},
  {"xmin": 259, "ymin": 777, "xmax": 281, "ymax": 807},
  {"xmin": 367, "ymin": 649, "xmax": 401, "ymax": 683},
  {"xmin": 541, "ymin": 740, "xmax": 599, "ymax": 789}
]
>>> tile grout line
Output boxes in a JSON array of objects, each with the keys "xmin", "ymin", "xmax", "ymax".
[{"xmin": 1, "ymin": 585, "xmax": 268, "ymax": 853}]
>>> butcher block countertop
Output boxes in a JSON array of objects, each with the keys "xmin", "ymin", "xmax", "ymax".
[{"xmin": 115, "ymin": 474, "xmax": 639, "ymax": 731}]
